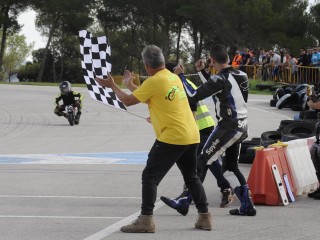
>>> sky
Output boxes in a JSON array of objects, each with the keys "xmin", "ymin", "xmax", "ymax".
[
  {"xmin": 18, "ymin": 0, "xmax": 319, "ymax": 52},
  {"xmin": 17, "ymin": 8, "xmax": 46, "ymax": 50}
]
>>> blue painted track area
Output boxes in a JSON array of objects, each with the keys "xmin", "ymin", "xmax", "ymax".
[{"xmin": 0, "ymin": 152, "xmax": 148, "ymax": 164}]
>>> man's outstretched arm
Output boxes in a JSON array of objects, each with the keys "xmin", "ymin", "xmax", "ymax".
[{"xmin": 95, "ymin": 72, "xmax": 140, "ymax": 106}]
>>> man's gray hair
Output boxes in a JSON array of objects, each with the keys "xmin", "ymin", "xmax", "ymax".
[{"xmin": 141, "ymin": 45, "xmax": 165, "ymax": 68}]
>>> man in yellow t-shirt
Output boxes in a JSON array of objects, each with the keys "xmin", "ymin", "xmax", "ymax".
[{"xmin": 95, "ymin": 45, "xmax": 211, "ymax": 233}]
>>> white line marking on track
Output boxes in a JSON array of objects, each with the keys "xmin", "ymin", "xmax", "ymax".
[
  {"xmin": 0, "ymin": 216, "xmax": 123, "ymax": 219},
  {"xmin": 0, "ymin": 195, "xmax": 140, "ymax": 199},
  {"xmin": 248, "ymin": 99, "xmax": 271, "ymax": 102},
  {"xmin": 83, "ymin": 201, "xmax": 165, "ymax": 240}
]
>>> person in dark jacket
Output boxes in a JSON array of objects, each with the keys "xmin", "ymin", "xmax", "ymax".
[
  {"xmin": 174, "ymin": 44, "xmax": 257, "ymax": 216},
  {"xmin": 160, "ymin": 63, "xmax": 234, "ymax": 216},
  {"xmin": 297, "ymin": 48, "xmax": 311, "ymax": 83}
]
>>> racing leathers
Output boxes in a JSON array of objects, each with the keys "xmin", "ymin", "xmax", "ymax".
[
  {"xmin": 178, "ymin": 67, "xmax": 249, "ymax": 185},
  {"xmin": 54, "ymin": 91, "xmax": 83, "ymax": 118}
]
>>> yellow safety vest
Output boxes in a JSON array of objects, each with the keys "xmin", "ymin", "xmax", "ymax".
[{"xmin": 187, "ymin": 79, "xmax": 215, "ymax": 130}]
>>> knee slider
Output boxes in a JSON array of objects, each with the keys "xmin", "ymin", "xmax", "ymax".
[{"xmin": 54, "ymin": 108, "xmax": 63, "ymax": 116}]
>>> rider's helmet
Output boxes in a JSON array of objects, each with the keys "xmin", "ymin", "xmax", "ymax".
[{"xmin": 59, "ymin": 81, "xmax": 71, "ymax": 94}]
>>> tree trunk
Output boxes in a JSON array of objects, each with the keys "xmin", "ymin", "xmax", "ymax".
[
  {"xmin": 191, "ymin": 23, "xmax": 199, "ymax": 62},
  {"xmin": 52, "ymin": 52, "xmax": 56, "ymax": 83},
  {"xmin": 58, "ymin": 52, "xmax": 64, "ymax": 82},
  {"xmin": 36, "ymin": 15, "xmax": 59, "ymax": 82},
  {"xmin": 191, "ymin": 22, "xmax": 204, "ymax": 62},
  {"xmin": 176, "ymin": 17, "xmax": 182, "ymax": 63},
  {"xmin": 130, "ymin": 25, "xmax": 136, "ymax": 70},
  {"xmin": 198, "ymin": 30, "xmax": 204, "ymax": 60},
  {"xmin": 58, "ymin": 30, "xmax": 65, "ymax": 81},
  {"xmin": 0, "ymin": 5, "xmax": 10, "ymax": 75},
  {"xmin": 153, "ymin": 15, "xmax": 157, "ymax": 44}
]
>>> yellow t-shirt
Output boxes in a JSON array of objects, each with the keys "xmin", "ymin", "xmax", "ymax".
[{"xmin": 133, "ymin": 69, "xmax": 200, "ymax": 145}]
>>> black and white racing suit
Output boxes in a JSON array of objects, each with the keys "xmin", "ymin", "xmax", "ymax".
[{"xmin": 179, "ymin": 67, "xmax": 249, "ymax": 185}]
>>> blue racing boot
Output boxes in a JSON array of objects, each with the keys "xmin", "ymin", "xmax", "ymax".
[
  {"xmin": 229, "ymin": 185, "xmax": 256, "ymax": 216},
  {"xmin": 160, "ymin": 191, "xmax": 192, "ymax": 216}
]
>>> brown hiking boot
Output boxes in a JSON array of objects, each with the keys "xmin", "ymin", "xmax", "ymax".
[
  {"xmin": 120, "ymin": 215, "xmax": 155, "ymax": 233},
  {"xmin": 195, "ymin": 212, "xmax": 212, "ymax": 231}
]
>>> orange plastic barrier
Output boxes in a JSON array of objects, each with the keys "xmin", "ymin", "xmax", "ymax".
[
  {"xmin": 247, "ymin": 147, "xmax": 295, "ymax": 205},
  {"xmin": 272, "ymin": 147, "xmax": 297, "ymax": 196}
]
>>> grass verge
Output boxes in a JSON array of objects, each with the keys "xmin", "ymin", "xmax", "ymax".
[{"xmin": 1, "ymin": 79, "xmax": 278, "ymax": 95}]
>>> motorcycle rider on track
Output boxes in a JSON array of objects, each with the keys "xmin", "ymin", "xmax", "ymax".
[{"xmin": 54, "ymin": 81, "xmax": 83, "ymax": 124}]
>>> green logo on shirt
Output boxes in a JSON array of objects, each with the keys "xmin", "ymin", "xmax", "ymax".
[
  {"xmin": 166, "ymin": 86, "xmax": 178, "ymax": 101},
  {"xmin": 165, "ymin": 86, "xmax": 186, "ymax": 101}
]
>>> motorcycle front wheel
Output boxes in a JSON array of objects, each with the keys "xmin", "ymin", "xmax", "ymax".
[{"xmin": 68, "ymin": 113, "xmax": 75, "ymax": 126}]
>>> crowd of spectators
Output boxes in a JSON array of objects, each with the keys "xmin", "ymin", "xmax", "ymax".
[{"xmin": 230, "ymin": 47, "xmax": 320, "ymax": 83}]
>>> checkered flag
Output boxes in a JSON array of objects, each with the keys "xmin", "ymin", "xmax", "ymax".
[{"xmin": 79, "ymin": 30, "xmax": 126, "ymax": 111}]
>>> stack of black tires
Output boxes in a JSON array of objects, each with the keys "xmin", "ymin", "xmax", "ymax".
[
  {"xmin": 270, "ymin": 84, "xmax": 308, "ymax": 111},
  {"xmin": 239, "ymin": 119, "xmax": 317, "ymax": 164},
  {"xmin": 239, "ymin": 83, "xmax": 318, "ymax": 164}
]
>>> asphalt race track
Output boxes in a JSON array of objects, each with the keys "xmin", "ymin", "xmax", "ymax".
[{"xmin": 0, "ymin": 84, "xmax": 319, "ymax": 240}]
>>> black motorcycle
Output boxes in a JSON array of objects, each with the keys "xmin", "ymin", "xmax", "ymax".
[{"xmin": 65, "ymin": 105, "xmax": 79, "ymax": 126}]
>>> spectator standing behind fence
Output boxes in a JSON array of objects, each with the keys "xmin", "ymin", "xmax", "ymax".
[
  {"xmin": 246, "ymin": 50, "xmax": 258, "ymax": 79},
  {"xmin": 248, "ymin": 49, "xmax": 255, "ymax": 64},
  {"xmin": 307, "ymin": 47, "xmax": 314, "ymax": 63},
  {"xmin": 278, "ymin": 49, "xmax": 288, "ymax": 81},
  {"xmin": 258, "ymin": 49, "xmax": 266, "ymax": 79},
  {"xmin": 280, "ymin": 49, "xmax": 287, "ymax": 64},
  {"xmin": 262, "ymin": 51, "xmax": 270, "ymax": 81},
  {"xmin": 265, "ymin": 50, "xmax": 281, "ymax": 81},
  {"xmin": 241, "ymin": 48, "xmax": 250, "ymax": 65},
  {"xmin": 95, "ymin": 45, "xmax": 212, "ymax": 233},
  {"xmin": 288, "ymin": 54, "xmax": 298, "ymax": 75},
  {"xmin": 240, "ymin": 48, "xmax": 251, "ymax": 73},
  {"xmin": 232, "ymin": 51, "xmax": 242, "ymax": 66},
  {"xmin": 297, "ymin": 48, "xmax": 311, "ymax": 83},
  {"xmin": 310, "ymin": 47, "xmax": 320, "ymax": 83},
  {"xmin": 258, "ymin": 49, "xmax": 266, "ymax": 65},
  {"xmin": 310, "ymin": 47, "xmax": 320, "ymax": 67}
]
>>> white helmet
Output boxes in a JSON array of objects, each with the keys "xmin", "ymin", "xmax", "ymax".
[{"xmin": 59, "ymin": 81, "xmax": 71, "ymax": 94}]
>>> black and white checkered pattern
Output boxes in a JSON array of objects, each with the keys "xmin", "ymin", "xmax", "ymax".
[{"xmin": 79, "ymin": 30, "xmax": 126, "ymax": 111}]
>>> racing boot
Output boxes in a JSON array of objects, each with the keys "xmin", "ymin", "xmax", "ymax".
[
  {"xmin": 120, "ymin": 215, "xmax": 155, "ymax": 233},
  {"xmin": 313, "ymin": 192, "xmax": 320, "ymax": 199},
  {"xmin": 229, "ymin": 185, "xmax": 256, "ymax": 216},
  {"xmin": 308, "ymin": 172, "xmax": 320, "ymax": 198},
  {"xmin": 160, "ymin": 190, "xmax": 192, "ymax": 216},
  {"xmin": 308, "ymin": 188, "xmax": 320, "ymax": 198},
  {"xmin": 74, "ymin": 111, "xmax": 81, "ymax": 125}
]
